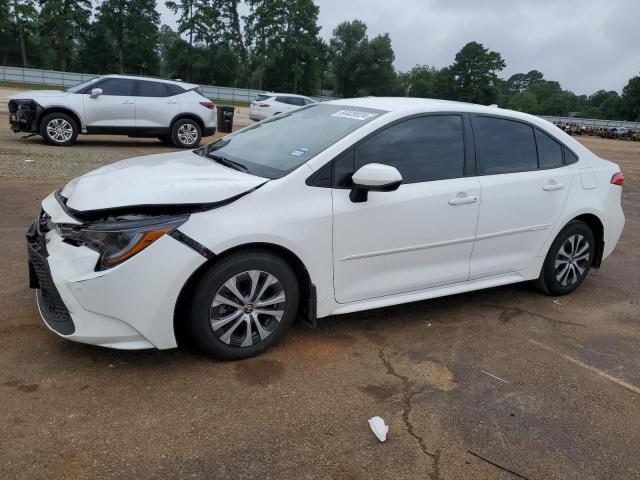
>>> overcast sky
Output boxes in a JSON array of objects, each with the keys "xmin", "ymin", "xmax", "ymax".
[{"xmin": 157, "ymin": 0, "xmax": 640, "ymax": 95}]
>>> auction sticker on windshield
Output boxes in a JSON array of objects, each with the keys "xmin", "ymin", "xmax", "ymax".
[{"xmin": 331, "ymin": 110, "xmax": 378, "ymax": 121}]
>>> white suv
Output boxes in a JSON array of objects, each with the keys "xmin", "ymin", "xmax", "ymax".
[
  {"xmin": 27, "ymin": 98, "xmax": 625, "ymax": 360},
  {"xmin": 8, "ymin": 74, "xmax": 217, "ymax": 147},
  {"xmin": 249, "ymin": 92, "xmax": 317, "ymax": 121}
]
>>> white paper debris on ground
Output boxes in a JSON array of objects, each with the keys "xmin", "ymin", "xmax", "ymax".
[
  {"xmin": 553, "ymin": 299, "xmax": 562, "ymax": 305},
  {"xmin": 368, "ymin": 416, "xmax": 389, "ymax": 442}
]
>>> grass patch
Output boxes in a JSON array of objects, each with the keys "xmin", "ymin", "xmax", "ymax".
[
  {"xmin": 0, "ymin": 81, "xmax": 66, "ymax": 90},
  {"xmin": 208, "ymin": 98, "xmax": 250, "ymax": 108}
]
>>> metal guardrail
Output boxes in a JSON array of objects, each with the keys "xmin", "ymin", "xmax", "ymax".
[{"xmin": 0, "ymin": 65, "xmax": 332, "ymax": 103}]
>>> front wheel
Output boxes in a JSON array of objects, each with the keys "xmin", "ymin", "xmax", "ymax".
[
  {"xmin": 187, "ymin": 250, "xmax": 300, "ymax": 360},
  {"xmin": 171, "ymin": 118, "xmax": 202, "ymax": 148},
  {"xmin": 39, "ymin": 112, "xmax": 78, "ymax": 146},
  {"xmin": 536, "ymin": 221, "xmax": 595, "ymax": 295}
]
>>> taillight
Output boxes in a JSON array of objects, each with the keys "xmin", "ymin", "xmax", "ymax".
[
  {"xmin": 199, "ymin": 101, "xmax": 215, "ymax": 110},
  {"xmin": 610, "ymin": 172, "xmax": 624, "ymax": 187},
  {"xmin": 258, "ymin": 104, "xmax": 270, "ymax": 108}
]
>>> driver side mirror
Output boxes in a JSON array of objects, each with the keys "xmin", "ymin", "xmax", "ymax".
[
  {"xmin": 350, "ymin": 163, "xmax": 402, "ymax": 203},
  {"xmin": 90, "ymin": 88, "xmax": 103, "ymax": 98}
]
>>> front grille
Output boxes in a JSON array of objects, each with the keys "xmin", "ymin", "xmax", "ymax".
[{"xmin": 27, "ymin": 218, "xmax": 75, "ymax": 335}]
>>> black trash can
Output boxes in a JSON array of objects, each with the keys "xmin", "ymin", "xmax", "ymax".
[{"xmin": 216, "ymin": 105, "xmax": 235, "ymax": 133}]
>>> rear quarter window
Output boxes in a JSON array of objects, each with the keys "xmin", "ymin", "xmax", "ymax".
[{"xmin": 535, "ymin": 129, "xmax": 564, "ymax": 169}]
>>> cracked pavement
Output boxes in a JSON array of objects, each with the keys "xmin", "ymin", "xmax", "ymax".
[{"xmin": 1, "ymin": 124, "xmax": 639, "ymax": 479}]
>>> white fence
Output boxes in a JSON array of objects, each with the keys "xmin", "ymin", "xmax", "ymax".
[
  {"xmin": 0, "ymin": 65, "xmax": 289, "ymax": 103},
  {"xmin": 0, "ymin": 65, "xmax": 336, "ymax": 102}
]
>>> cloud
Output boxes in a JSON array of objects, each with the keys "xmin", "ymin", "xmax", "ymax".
[{"xmin": 157, "ymin": 0, "xmax": 640, "ymax": 94}]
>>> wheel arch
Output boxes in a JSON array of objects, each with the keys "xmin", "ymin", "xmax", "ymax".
[
  {"xmin": 571, "ymin": 213, "xmax": 605, "ymax": 267},
  {"xmin": 173, "ymin": 242, "xmax": 316, "ymax": 347},
  {"xmin": 170, "ymin": 113, "xmax": 205, "ymax": 134},
  {"xmin": 38, "ymin": 106, "xmax": 84, "ymax": 131}
]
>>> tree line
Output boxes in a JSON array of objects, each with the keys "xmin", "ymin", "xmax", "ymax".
[{"xmin": 1, "ymin": 0, "xmax": 639, "ymax": 121}]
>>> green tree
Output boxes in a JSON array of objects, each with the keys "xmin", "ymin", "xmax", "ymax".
[
  {"xmin": 38, "ymin": 0, "xmax": 91, "ymax": 71},
  {"xmin": 10, "ymin": 0, "xmax": 37, "ymax": 67},
  {"xmin": 0, "ymin": 0, "xmax": 12, "ymax": 65},
  {"xmin": 165, "ymin": 0, "xmax": 216, "ymax": 47},
  {"xmin": 329, "ymin": 19, "xmax": 397, "ymax": 97},
  {"xmin": 244, "ymin": 0, "xmax": 322, "ymax": 93},
  {"xmin": 451, "ymin": 41, "xmax": 506, "ymax": 104},
  {"xmin": 621, "ymin": 75, "xmax": 640, "ymax": 121},
  {"xmin": 85, "ymin": 0, "xmax": 160, "ymax": 75},
  {"xmin": 508, "ymin": 91, "xmax": 538, "ymax": 113},
  {"xmin": 400, "ymin": 65, "xmax": 438, "ymax": 97}
]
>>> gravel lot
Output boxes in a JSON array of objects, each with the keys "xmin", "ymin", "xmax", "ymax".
[{"xmin": 1, "ymin": 121, "xmax": 639, "ymax": 479}]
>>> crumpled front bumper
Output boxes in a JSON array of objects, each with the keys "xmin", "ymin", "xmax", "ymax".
[
  {"xmin": 26, "ymin": 212, "xmax": 206, "ymax": 350},
  {"xmin": 9, "ymin": 99, "xmax": 42, "ymax": 133}
]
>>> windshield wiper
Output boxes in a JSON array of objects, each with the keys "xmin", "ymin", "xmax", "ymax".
[{"xmin": 206, "ymin": 152, "xmax": 249, "ymax": 173}]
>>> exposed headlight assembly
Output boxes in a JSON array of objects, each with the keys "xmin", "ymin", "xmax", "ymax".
[{"xmin": 60, "ymin": 216, "xmax": 188, "ymax": 271}]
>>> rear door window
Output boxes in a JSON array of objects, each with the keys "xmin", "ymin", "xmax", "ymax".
[
  {"xmin": 535, "ymin": 129, "xmax": 564, "ymax": 169},
  {"xmin": 137, "ymin": 80, "xmax": 170, "ymax": 97},
  {"xmin": 475, "ymin": 116, "xmax": 538, "ymax": 174},
  {"xmin": 95, "ymin": 78, "xmax": 135, "ymax": 96}
]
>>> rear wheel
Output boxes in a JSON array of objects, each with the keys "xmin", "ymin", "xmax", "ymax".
[
  {"xmin": 171, "ymin": 118, "xmax": 201, "ymax": 148},
  {"xmin": 536, "ymin": 221, "xmax": 595, "ymax": 295},
  {"xmin": 40, "ymin": 112, "xmax": 78, "ymax": 146},
  {"xmin": 187, "ymin": 250, "xmax": 300, "ymax": 360}
]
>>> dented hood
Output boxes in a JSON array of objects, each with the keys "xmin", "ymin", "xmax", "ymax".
[{"xmin": 61, "ymin": 150, "xmax": 267, "ymax": 212}]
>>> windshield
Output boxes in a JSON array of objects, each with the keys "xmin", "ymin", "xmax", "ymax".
[
  {"xmin": 204, "ymin": 104, "xmax": 385, "ymax": 178},
  {"xmin": 65, "ymin": 77, "xmax": 100, "ymax": 93}
]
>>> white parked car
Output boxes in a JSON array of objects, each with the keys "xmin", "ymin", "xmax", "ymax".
[
  {"xmin": 27, "ymin": 98, "xmax": 625, "ymax": 359},
  {"xmin": 249, "ymin": 92, "xmax": 317, "ymax": 121},
  {"xmin": 8, "ymin": 74, "xmax": 216, "ymax": 147}
]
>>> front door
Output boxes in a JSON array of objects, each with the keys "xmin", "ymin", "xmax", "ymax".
[
  {"xmin": 332, "ymin": 114, "xmax": 481, "ymax": 304},
  {"xmin": 83, "ymin": 77, "xmax": 135, "ymax": 133}
]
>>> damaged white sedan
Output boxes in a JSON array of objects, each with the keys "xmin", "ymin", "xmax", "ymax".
[{"xmin": 27, "ymin": 99, "xmax": 625, "ymax": 359}]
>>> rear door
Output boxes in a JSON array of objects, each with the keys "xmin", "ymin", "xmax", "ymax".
[
  {"xmin": 134, "ymin": 80, "xmax": 181, "ymax": 134},
  {"xmin": 83, "ymin": 78, "xmax": 136, "ymax": 132},
  {"xmin": 332, "ymin": 114, "xmax": 481, "ymax": 303},
  {"xmin": 469, "ymin": 116, "xmax": 572, "ymax": 278}
]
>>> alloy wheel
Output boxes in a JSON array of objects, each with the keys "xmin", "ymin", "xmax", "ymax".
[
  {"xmin": 177, "ymin": 123, "xmax": 198, "ymax": 145},
  {"xmin": 46, "ymin": 118, "xmax": 73, "ymax": 143},
  {"xmin": 209, "ymin": 270, "xmax": 286, "ymax": 347},
  {"xmin": 554, "ymin": 234, "xmax": 590, "ymax": 287}
]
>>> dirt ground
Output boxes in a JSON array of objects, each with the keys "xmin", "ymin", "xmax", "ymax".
[{"xmin": 1, "ymin": 121, "xmax": 639, "ymax": 479}]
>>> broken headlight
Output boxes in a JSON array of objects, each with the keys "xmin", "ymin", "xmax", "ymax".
[{"xmin": 60, "ymin": 216, "xmax": 188, "ymax": 271}]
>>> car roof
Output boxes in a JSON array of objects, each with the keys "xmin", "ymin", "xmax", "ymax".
[
  {"xmin": 328, "ymin": 96, "xmax": 560, "ymax": 129},
  {"xmin": 101, "ymin": 74, "xmax": 198, "ymax": 90}
]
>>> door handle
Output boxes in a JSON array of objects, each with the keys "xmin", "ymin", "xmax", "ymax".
[
  {"xmin": 122, "ymin": 101, "xmax": 134, "ymax": 105},
  {"xmin": 448, "ymin": 195, "xmax": 478, "ymax": 206},
  {"xmin": 167, "ymin": 100, "xmax": 178, "ymax": 104},
  {"xmin": 543, "ymin": 182, "xmax": 565, "ymax": 191}
]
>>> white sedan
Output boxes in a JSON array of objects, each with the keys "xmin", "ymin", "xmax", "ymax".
[
  {"xmin": 27, "ymin": 98, "xmax": 625, "ymax": 359},
  {"xmin": 249, "ymin": 92, "xmax": 317, "ymax": 121}
]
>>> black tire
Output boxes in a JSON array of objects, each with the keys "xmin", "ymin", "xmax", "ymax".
[
  {"xmin": 171, "ymin": 118, "xmax": 202, "ymax": 148},
  {"xmin": 157, "ymin": 135, "xmax": 172, "ymax": 144},
  {"xmin": 187, "ymin": 250, "xmax": 300, "ymax": 360},
  {"xmin": 536, "ymin": 221, "xmax": 595, "ymax": 296},
  {"xmin": 39, "ymin": 112, "xmax": 78, "ymax": 146}
]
